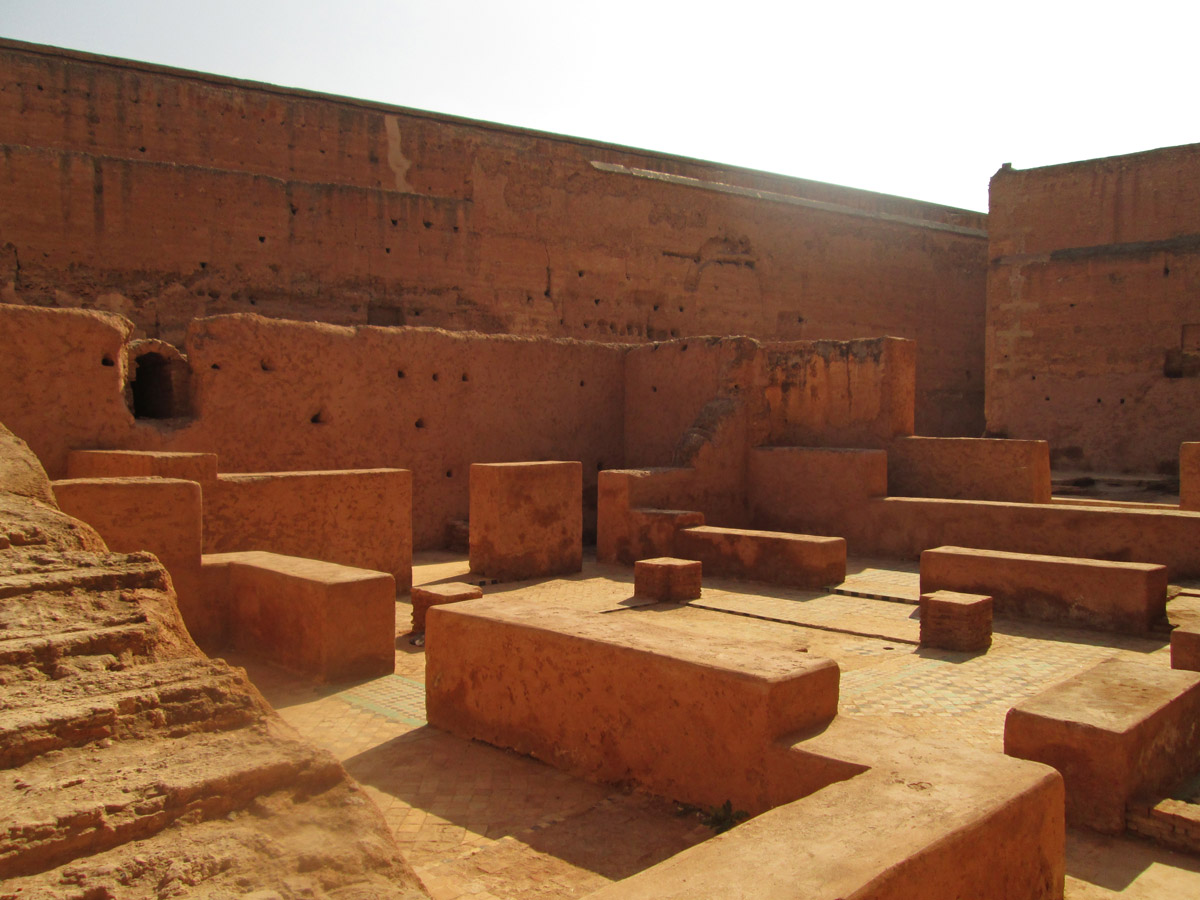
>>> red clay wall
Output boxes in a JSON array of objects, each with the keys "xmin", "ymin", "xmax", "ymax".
[
  {"xmin": 0, "ymin": 306, "xmax": 625, "ymax": 549},
  {"xmin": 0, "ymin": 39, "xmax": 986, "ymax": 437},
  {"xmin": 986, "ymin": 144, "xmax": 1200, "ymax": 473},
  {"xmin": 887, "ymin": 436, "xmax": 1051, "ymax": 503}
]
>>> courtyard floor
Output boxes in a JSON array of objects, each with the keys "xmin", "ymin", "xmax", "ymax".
[{"xmin": 228, "ymin": 551, "xmax": 1200, "ymax": 900}]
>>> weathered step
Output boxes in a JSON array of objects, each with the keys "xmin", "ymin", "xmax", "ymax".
[
  {"xmin": 0, "ymin": 721, "xmax": 343, "ymax": 880},
  {"xmin": 0, "ymin": 777, "xmax": 430, "ymax": 900},
  {"xmin": 0, "ymin": 555, "xmax": 168, "ymax": 601},
  {"xmin": 0, "ymin": 658, "xmax": 261, "ymax": 769},
  {"xmin": 0, "ymin": 621, "xmax": 156, "ymax": 673}
]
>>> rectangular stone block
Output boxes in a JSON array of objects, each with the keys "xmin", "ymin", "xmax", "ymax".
[
  {"xmin": 426, "ymin": 598, "xmax": 839, "ymax": 815},
  {"xmin": 52, "ymin": 476, "xmax": 211, "ymax": 647},
  {"xmin": 204, "ymin": 468, "xmax": 412, "ymax": 592},
  {"xmin": 67, "ymin": 449, "xmax": 218, "ymax": 483},
  {"xmin": 585, "ymin": 760, "xmax": 1064, "ymax": 900},
  {"xmin": 411, "ymin": 581, "xmax": 483, "ymax": 632},
  {"xmin": 469, "ymin": 461, "xmax": 582, "ymax": 581},
  {"xmin": 1005, "ymin": 658, "xmax": 1200, "ymax": 833},
  {"xmin": 919, "ymin": 590, "xmax": 992, "ymax": 652},
  {"xmin": 676, "ymin": 525, "xmax": 846, "ymax": 589},
  {"xmin": 203, "ymin": 551, "xmax": 395, "ymax": 682},
  {"xmin": 1171, "ymin": 624, "xmax": 1200, "ymax": 671},
  {"xmin": 920, "ymin": 545, "xmax": 1168, "ymax": 633},
  {"xmin": 634, "ymin": 557, "xmax": 702, "ymax": 602}
]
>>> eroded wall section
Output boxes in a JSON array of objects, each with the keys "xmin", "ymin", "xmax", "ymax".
[
  {"xmin": 0, "ymin": 39, "xmax": 986, "ymax": 436},
  {"xmin": 986, "ymin": 144, "xmax": 1200, "ymax": 473},
  {"xmin": 0, "ymin": 306, "xmax": 625, "ymax": 549}
]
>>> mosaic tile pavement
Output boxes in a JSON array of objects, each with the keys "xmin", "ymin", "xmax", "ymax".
[{"xmin": 339, "ymin": 673, "xmax": 428, "ymax": 726}]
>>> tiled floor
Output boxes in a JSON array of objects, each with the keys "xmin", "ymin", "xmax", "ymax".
[{"xmin": 233, "ymin": 552, "xmax": 1197, "ymax": 899}]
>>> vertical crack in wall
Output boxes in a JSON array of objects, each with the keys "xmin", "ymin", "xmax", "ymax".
[{"xmin": 384, "ymin": 115, "xmax": 413, "ymax": 192}]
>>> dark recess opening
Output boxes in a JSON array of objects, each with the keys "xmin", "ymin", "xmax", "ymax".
[{"xmin": 131, "ymin": 352, "xmax": 174, "ymax": 419}]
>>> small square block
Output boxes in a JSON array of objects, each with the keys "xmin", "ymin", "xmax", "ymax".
[
  {"xmin": 919, "ymin": 589, "xmax": 992, "ymax": 652},
  {"xmin": 634, "ymin": 557, "xmax": 702, "ymax": 602},
  {"xmin": 412, "ymin": 582, "xmax": 484, "ymax": 632},
  {"xmin": 1172, "ymin": 625, "xmax": 1200, "ymax": 672}
]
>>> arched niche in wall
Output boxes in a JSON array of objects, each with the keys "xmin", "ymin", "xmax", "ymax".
[{"xmin": 125, "ymin": 339, "xmax": 194, "ymax": 421}]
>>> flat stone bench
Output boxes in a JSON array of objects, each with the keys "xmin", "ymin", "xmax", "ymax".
[
  {"xmin": 203, "ymin": 551, "xmax": 395, "ymax": 683},
  {"xmin": 411, "ymin": 582, "xmax": 483, "ymax": 632},
  {"xmin": 1005, "ymin": 658, "xmax": 1200, "ymax": 833},
  {"xmin": 920, "ymin": 545, "xmax": 1168, "ymax": 632},
  {"xmin": 67, "ymin": 449, "xmax": 218, "ymax": 483},
  {"xmin": 675, "ymin": 525, "xmax": 846, "ymax": 589},
  {"xmin": 425, "ymin": 596, "xmax": 840, "ymax": 815},
  {"xmin": 919, "ymin": 590, "xmax": 992, "ymax": 652},
  {"xmin": 585, "ymin": 758, "xmax": 1064, "ymax": 900},
  {"xmin": 634, "ymin": 557, "xmax": 702, "ymax": 602},
  {"xmin": 204, "ymin": 468, "xmax": 413, "ymax": 592}
]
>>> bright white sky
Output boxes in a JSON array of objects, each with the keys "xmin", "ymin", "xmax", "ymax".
[{"xmin": 1, "ymin": 0, "xmax": 1196, "ymax": 212}]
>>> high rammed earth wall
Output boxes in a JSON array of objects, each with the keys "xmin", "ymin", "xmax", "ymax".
[
  {"xmin": 0, "ymin": 38, "xmax": 987, "ymax": 437},
  {"xmin": 986, "ymin": 144, "xmax": 1200, "ymax": 474}
]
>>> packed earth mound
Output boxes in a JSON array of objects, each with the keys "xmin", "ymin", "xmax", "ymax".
[{"xmin": 0, "ymin": 424, "xmax": 429, "ymax": 900}]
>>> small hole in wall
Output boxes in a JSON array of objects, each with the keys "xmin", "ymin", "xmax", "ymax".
[
  {"xmin": 101, "ymin": 356, "xmax": 115, "ymax": 367},
  {"xmin": 678, "ymin": 305, "xmax": 684, "ymax": 312},
  {"xmin": 415, "ymin": 418, "xmax": 425, "ymax": 428},
  {"xmin": 211, "ymin": 363, "xmax": 220, "ymax": 370},
  {"xmin": 1165, "ymin": 265, "xmax": 1171, "ymax": 276},
  {"xmin": 681, "ymin": 343, "xmax": 689, "ymax": 351},
  {"xmin": 397, "ymin": 369, "xmax": 405, "ymax": 378},
  {"xmin": 594, "ymin": 298, "xmax": 601, "ymax": 306},
  {"xmin": 258, "ymin": 235, "xmax": 266, "ymax": 243},
  {"xmin": 1031, "ymin": 375, "xmax": 1036, "ymax": 380},
  {"xmin": 445, "ymin": 470, "xmax": 453, "ymax": 478},
  {"xmin": 138, "ymin": 146, "xmax": 146, "ymax": 153},
  {"xmin": 1045, "ymin": 396, "xmax": 1050, "ymax": 401},
  {"xmin": 260, "ymin": 359, "xmax": 273, "ymax": 372},
  {"xmin": 453, "ymin": 225, "xmax": 460, "ymax": 233},
  {"xmin": 432, "ymin": 373, "xmax": 439, "ymax": 381},
  {"xmin": 310, "ymin": 411, "xmax": 325, "ymax": 424},
  {"xmin": 653, "ymin": 304, "xmax": 660, "ymax": 311},
  {"xmin": 1097, "ymin": 398, "xmax": 1103, "ymax": 404},
  {"xmin": 385, "ymin": 247, "xmax": 391, "ymax": 254},
  {"xmin": 596, "ymin": 461, "xmax": 604, "ymax": 470},
  {"xmin": 461, "ymin": 373, "xmax": 469, "ymax": 382},
  {"xmin": 578, "ymin": 270, "xmax": 584, "ymax": 278},
  {"xmin": 652, "ymin": 386, "xmax": 657, "ymax": 392},
  {"xmin": 199, "ymin": 261, "xmax": 208, "ymax": 269},
  {"xmin": 1120, "ymin": 398, "xmax": 1126, "ymax": 404},
  {"xmin": 391, "ymin": 218, "xmax": 398, "ymax": 226},
  {"xmin": 422, "ymin": 220, "xmax": 432, "ymax": 229},
  {"xmin": 579, "ymin": 380, "xmax": 585, "ymax": 387}
]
